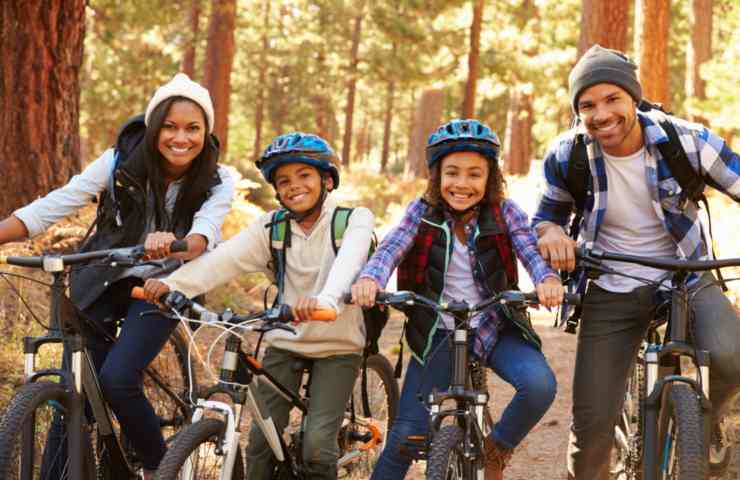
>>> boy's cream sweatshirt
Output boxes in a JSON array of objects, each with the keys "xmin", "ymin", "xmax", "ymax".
[{"xmin": 162, "ymin": 196, "xmax": 375, "ymax": 358}]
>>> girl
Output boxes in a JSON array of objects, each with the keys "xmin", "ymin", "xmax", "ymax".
[
  {"xmin": 143, "ymin": 133, "xmax": 375, "ymax": 479},
  {"xmin": 0, "ymin": 73, "xmax": 235, "ymax": 478},
  {"xmin": 351, "ymin": 119, "xmax": 564, "ymax": 480}
]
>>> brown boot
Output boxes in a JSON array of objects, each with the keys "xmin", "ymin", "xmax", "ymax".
[{"xmin": 482, "ymin": 436, "xmax": 513, "ymax": 480}]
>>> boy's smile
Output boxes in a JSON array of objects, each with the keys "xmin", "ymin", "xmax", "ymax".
[{"xmin": 274, "ymin": 163, "xmax": 333, "ymax": 214}]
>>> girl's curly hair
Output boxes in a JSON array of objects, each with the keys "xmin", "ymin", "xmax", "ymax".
[{"xmin": 422, "ymin": 155, "xmax": 506, "ymax": 208}]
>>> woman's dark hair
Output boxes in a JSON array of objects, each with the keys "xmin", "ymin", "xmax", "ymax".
[
  {"xmin": 144, "ymin": 96, "xmax": 219, "ymax": 232},
  {"xmin": 422, "ymin": 152, "xmax": 506, "ymax": 208}
]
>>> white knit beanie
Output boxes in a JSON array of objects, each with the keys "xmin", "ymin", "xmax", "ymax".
[{"xmin": 144, "ymin": 73, "xmax": 215, "ymax": 133}]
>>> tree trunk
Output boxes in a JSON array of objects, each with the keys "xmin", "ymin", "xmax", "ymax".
[
  {"xmin": 381, "ymin": 80, "xmax": 396, "ymax": 173},
  {"xmin": 462, "ymin": 0, "xmax": 484, "ymax": 118},
  {"xmin": 503, "ymin": 86, "xmax": 534, "ymax": 176},
  {"xmin": 202, "ymin": 0, "xmax": 237, "ymax": 156},
  {"xmin": 686, "ymin": 0, "xmax": 712, "ymax": 124},
  {"xmin": 635, "ymin": 0, "xmax": 670, "ymax": 108},
  {"xmin": 181, "ymin": 0, "xmax": 201, "ymax": 77},
  {"xmin": 253, "ymin": 0, "xmax": 270, "ymax": 159},
  {"xmin": 341, "ymin": 11, "xmax": 364, "ymax": 168},
  {"xmin": 0, "ymin": 0, "xmax": 85, "ymax": 217},
  {"xmin": 577, "ymin": 0, "xmax": 629, "ymax": 58},
  {"xmin": 406, "ymin": 89, "xmax": 444, "ymax": 179}
]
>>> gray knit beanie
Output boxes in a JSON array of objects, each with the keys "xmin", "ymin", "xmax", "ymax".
[{"xmin": 569, "ymin": 44, "xmax": 642, "ymax": 113}]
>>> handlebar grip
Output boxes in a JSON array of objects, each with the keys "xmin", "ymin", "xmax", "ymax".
[
  {"xmin": 309, "ymin": 309, "xmax": 337, "ymax": 322},
  {"xmin": 564, "ymin": 293, "xmax": 581, "ymax": 305},
  {"xmin": 170, "ymin": 239, "xmax": 188, "ymax": 253},
  {"xmin": 131, "ymin": 286, "xmax": 146, "ymax": 300}
]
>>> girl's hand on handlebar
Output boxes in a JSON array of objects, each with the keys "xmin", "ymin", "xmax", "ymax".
[
  {"xmin": 292, "ymin": 296, "xmax": 320, "ymax": 323},
  {"xmin": 535, "ymin": 276, "xmax": 565, "ymax": 309},
  {"xmin": 351, "ymin": 277, "xmax": 380, "ymax": 308},
  {"xmin": 142, "ymin": 279, "xmax": 172, "ymax": 306},
  {"xmin": 144, "ymin": 231, "xmax": 178, "ymax": 259}
]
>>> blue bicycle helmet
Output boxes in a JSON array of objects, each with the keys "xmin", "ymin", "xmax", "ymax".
[
  {"xmin": 426, "ymin": 119, "xmax": 500, "ymax": 168},
  {"xmin": 257, "ymin": 133, "xmax": 340, "ymax": 188}
]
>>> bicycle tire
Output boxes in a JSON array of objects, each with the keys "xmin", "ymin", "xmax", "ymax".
[
  {"xmin": 612, "ymin": 359, "xmax": 645, "ymax": 480},
  {"xmin": 154, "ymin": 418, "xmax": 245, "ymax": 480},
  {"xmin": 0, "ymin": 381, "xmax": 96, "ymax": 480},
  {"xmin": 144, "ymin": 323, "xmax": 196, "ymax": 439},
  {"xmin": 657, "ymin": 384, "xmax": 708, "ymax": 480},
  {"xmin": 338, "ymin": 353, "xmax": 399, "ymax": 477},
  {"xmin": 426, "ymin": 424, "xmax": 467, "ymax": 480}
]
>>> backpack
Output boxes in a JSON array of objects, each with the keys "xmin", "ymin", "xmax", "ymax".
[
  {"xmin": 268, "ymin": 206, "xmax": 389, "ymax": 416},
  {"xmin": 560, "ymin": 100, "xmax": 724, "ymax": 333}
]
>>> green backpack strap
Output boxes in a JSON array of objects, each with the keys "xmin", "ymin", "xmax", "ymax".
[
  {"xmin": 269, "ymin": 209, "xmax": 291, "ymax": 305},
  {"xmin": 330, "ymin": 207, "xmax": 354, "ymax": 255}
]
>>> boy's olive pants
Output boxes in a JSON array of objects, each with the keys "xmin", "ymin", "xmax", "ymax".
[{"xmin": 245, "ymin": 347, "xmax": 361, "ymax": 480}]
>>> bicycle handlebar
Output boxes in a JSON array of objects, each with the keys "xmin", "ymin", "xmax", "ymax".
[
  {"xmin": 130, "ymin": 287, "xmax": 337, "ymax": 326},
  {"xmin": 344, "ymin": 289, "xmax": 581, "ymax": 315},
  {"xmin": 576, "ymin": 246, "xmax": 740, "ymax": 272},
  {"xmin": 0, "ymin": 239, "xmax": 188, "ymax": 270}
]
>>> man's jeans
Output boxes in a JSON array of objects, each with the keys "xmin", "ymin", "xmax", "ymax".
[
  {"xmin": 371, "ymin": 328, "xmax": 557, "ymax": 479},
  {"xmin": 245, "ymin": 348, "xmax": 361, "ymax": 480},
  {"xmin": 567, "ymin": 273, "xmax": 740, "ymax": 479}
]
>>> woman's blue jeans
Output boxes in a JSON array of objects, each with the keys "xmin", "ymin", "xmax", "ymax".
[
  {"xmin": 43, "ymin": 288, "xmax": 178, "ymax": 474},
  {"xmin": 371, "ymin": 327, "xmax": 557, "ymax": 479}
]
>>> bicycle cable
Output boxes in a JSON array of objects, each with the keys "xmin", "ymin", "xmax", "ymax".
[{"xmin": 0, "ymin": 272, "xmax": 49, "ymax": 330}]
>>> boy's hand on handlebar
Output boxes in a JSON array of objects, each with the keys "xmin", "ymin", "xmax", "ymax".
[
  {"xmin": 292, "ymin": 296, "xmax": 320, "ymax": 323},
  {"xmin": 144, "ymin": 231, "xmax": 178, "ymax": 259},
  {"xmin": 351, "ymin": 277, "xmax": 380, "ymax": 308},
  {"xmin": 142, "ymin": 279, "xmax": 171, "ymax": 306},
  {"xmin": 537, "ymin": 225, "xmax": 576, "ymax": 272},
  {"xmin": 535, "ymin": 276, "xmax": 565, "ymax": 309}
]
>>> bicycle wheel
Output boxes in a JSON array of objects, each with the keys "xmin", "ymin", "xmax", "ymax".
[
  {"xmin": 657, "ymin": 384, "xmax": 708, "ymax": 480},
  {"xmin": 426, "ymin": 425, "xmax": 467, "ymax": 480},
  {"xmin": 338, "ymin": 353, "xmax": 399, "ymax": 478},
  {"xmin": 154, "ymin": 418, "xmax": 244, "ymax": 480},
  {"xmin": 0, "ymin": 381, "xmax": 96, "ymax": 479},
  {"xmin": 612, "ymin": 359, "xmax": 645, "ymax": 480},
  {"xmin": 144, "ymin": 323, "xmax": 196, "ymax": 439}
]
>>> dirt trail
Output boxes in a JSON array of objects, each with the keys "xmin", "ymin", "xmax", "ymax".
[{"xmin": 378, "ymin": 310, "xmax": 740, "ymax": 480}]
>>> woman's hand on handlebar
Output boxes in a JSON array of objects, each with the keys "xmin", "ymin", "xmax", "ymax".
[
  {"xmin": 351, "ymin": 277, "xmax": 380, "ymax": 308},
  {"xmin": 144, "ymin": 232, "xmax": 179, "ymax": 259},
  {"xmin": 535, "ymin": 276, "xmax": 565, "ymax": 309},
  {"xmin": 141, "ymin": 279, "xmax": 172, "ymax": 306}
]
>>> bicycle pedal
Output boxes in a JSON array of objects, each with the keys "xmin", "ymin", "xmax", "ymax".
[{"xmin": 399, "ymin": 435, "xmax": 428, "ymax": 461}]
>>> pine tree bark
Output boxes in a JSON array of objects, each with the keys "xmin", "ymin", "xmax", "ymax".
[
  {"xmin": 462, "ymin": 0, "xmax": 484, "ymax": 118},
  {"xmin": 253, "ymin": 0, "xmax": 270, "ymax": 159},
  {"xmin": 686, "ymin": 0, "xmax": 712, "ymax": 124},
  {"xmin": 635, "ymin": 0, "xmax": 670, "ymax": 108},
  {"xmin": 577, "ymin": 0, "xmax": 629, "ymax": 57},
  {"xmin": 503, "ymin": 87, "xmax": 534, "ymax": 176},
  {"xmin": 0, "ymin": 0, "xmax": 85, "ymax": 217},
  {"xmin": 181, "ymin": 0, "xmax": 201, "ymax": 77},
  {"xmin": 341, "ymin": 11, "xmax": 364, "ymax": 168},
  {"xmin": 202, "ymin": 0, "xmax": 237, "ymax": 156},
  {"xmin": 406, "ymin": 89, "xmax": 444, "ymax": 179},
  {"xmin": 381, "ymin": 79, "xmax": 396, "ymax": 173}
]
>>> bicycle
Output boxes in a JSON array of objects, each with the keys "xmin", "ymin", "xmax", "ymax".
[
  {"xmin": 145, "ymin": 289, "xmax": 400, "ymax": 480},
  {"xmin": 572, "ymin": 247, "xmax": 740, "ymax": 480},
  {"xmin": 368, "ymin": 288, "xmax": 580, "ymax": 480},
  {"xmin": 0, "ymin": 241, "xmax": 196, "ymax": 479}
]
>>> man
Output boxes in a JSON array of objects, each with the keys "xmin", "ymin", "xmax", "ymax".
[{"xmin": 532, "ymin": 44, "xmax": 740, "ymax": 479}]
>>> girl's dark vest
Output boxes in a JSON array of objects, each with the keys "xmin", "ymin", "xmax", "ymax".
[
  {"xmin": 69, "ymin": 115, "xmax": 221, "ymax": 310},
  {"xmin": 397, "ymin": 201, "xmax": 540, "ymax": 361}
]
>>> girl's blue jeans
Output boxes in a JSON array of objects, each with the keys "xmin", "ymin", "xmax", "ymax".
[{"xmin": 371, "ymin": 327, "xmax": 557, "ymax": 479}]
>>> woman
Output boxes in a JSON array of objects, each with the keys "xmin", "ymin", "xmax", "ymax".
[{"xmin": 0, "ymin": 73, "xmax": 235, "ymax": 478}]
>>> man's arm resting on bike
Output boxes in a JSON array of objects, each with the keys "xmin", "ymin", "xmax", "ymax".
[{"xmin": 535, "ymin": 221, "xmax": 576, "ymax": 273}]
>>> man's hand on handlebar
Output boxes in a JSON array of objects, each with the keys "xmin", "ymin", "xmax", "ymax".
[{"xmin": 536, "ymin": 224, "xmax": 577, "ymax": 272}]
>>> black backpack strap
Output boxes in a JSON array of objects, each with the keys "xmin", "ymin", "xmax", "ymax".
[
  {"xmin": 565, "ymin": 133, "xmax": 589, "ymax": 241},
  {"xmin": 657, "ymin": 120, "xmax": 726, "ymax": 291}
]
